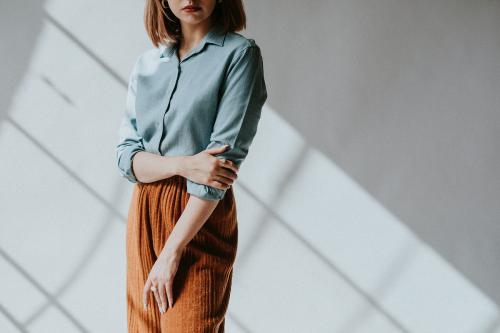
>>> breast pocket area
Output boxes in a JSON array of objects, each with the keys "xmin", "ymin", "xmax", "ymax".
[{"xmin": 135, "ymin": 73, "xmax": 173, "ymax": 141}]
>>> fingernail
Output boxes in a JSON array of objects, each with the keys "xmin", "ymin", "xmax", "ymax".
[{"xmin": 143, "ymin": 303, "xmax": 147, "ymax": 311}]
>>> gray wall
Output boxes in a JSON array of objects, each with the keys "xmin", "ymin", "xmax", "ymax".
[{"xmin": 247, "ymin": 0, "xmax": 500, "ymax": 304}]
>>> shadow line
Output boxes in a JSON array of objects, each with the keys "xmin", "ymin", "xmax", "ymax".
[
  {"xmin": 22, "ymin": 205, "xmax": 116, "ymax": 326},
  {"xmin": 226, "ymin": 312, "xmax": 253, "ymax": 333},
  {"xmin": 233, "ymin": 146, "xmax": 410, "ymax": 333},
  {"xmin": 0, "ymin": 303, "xmax": 28, "ymax": 333},
  {"xmin": 43, "ymin": 11, "xmax": 128, "ymax": 88},
  {"xmin": 0, "ymin": 248, "xmax": 90, "ymax": 332},
  {"xmin": 6, "ymin": 116, "xmax": 127, "ymax": 223}
]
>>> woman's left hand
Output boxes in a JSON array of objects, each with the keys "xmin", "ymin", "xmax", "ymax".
[{"xmin": 143, "ymin": 245, "xmax": 183, "ymax": 314}]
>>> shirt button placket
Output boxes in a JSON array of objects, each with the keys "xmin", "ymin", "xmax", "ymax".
[{"xmin": 157, "ymin": 61, "xmax": 181, "ymax": 154}]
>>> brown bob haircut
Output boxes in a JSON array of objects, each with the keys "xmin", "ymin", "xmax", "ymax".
[{"xmin": 145, "ymin": 0, "xmax": 247, "ymax": 48}]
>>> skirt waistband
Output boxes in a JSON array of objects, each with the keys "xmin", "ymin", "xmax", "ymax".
[{"xmin": 136, "ymin": 175, "xmax": 234, "ymax": 202}]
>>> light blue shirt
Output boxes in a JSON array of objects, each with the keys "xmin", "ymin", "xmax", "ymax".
[{"xmin": 115, "ymin": 22, "xmax": 268, "ymax": 201}]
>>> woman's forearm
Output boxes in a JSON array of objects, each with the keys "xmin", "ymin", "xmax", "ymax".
[
  {"xmin": 161, "ymin": 196, "xmax": 220, "ymax": 254},
  {"xmin": 132, "ymin": 151, "xmax": 188, "ymax": 183},
  {"xmin": 131, "ymin": 150, "xmax": 219, "ymax": 254}
]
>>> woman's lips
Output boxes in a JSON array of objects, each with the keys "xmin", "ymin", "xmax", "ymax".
[{"xmin": 182, "ymin": 6, "xmax": 201, "ymax": 12}]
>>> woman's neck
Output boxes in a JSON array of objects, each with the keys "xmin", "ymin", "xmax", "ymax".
[{"xmin": 179, "ymin": 18, "xmax": 214, "ymax": 51}]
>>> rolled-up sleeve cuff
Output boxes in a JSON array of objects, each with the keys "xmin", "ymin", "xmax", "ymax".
[
  {"xmin": 185, "ymin": 179, "xmax": 227, "ymax": 201},
  {"xmin": 117, "ymin": 146, "xmax": 144, "ymax": 183}
]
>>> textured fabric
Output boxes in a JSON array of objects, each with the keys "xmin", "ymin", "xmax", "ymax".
[
  {"xmin": 115, "ymin": 21, "xmax": 268, "ymax": 200},
  {"xmin": 126, "ymin": 175, "xmax": 238, "ymax": 332}
]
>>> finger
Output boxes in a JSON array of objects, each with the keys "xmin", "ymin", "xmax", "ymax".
[
  {"xmin": 152, "ymin": 286, "xmax": 162, "ymax": 313},
  {"xmin": 218, "ymin": 168, "xmax": 237, "ymax": 181},
  {"xmin": 158, "ymin": 283, "xmax": 167, "ymax": 313},
  {"xmin": 214, "ymin": 174, "xmax": 234, "ymax": 186},
  {"xmin": 209, "ymin": 179, "xmax": 231, "ymax": 190},
  {"xmin": 143, "ymin": 279, "xmax": 151, "ymax": 310},
  {"xmin": 166, "ymin": 280, "xmax": 174, "ymax": 309},
  {"xmin": 227, "ymin": 159, "xmax": 239, "ymax": 171},
  {"xmin": 205, "ymin": 145, "xmax": 229, "ymax": 154},
  {"xmin": 218, "ymin": 158, "xmax": 238, "ymax": 174}
]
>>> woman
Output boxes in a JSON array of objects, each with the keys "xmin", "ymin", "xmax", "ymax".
[{"xmin": 115, "ymin": 0, "xmax": 267, "ymax": 331}]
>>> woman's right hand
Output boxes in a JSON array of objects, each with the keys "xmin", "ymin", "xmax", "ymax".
[{"xmin": 180, "ymin": 145, "xmax": 239, "ymax": 190}]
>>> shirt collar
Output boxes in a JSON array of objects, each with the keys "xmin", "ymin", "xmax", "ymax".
[{"xmin": 159, "ymin": 23, "xmax": 226, "ymax": 59}]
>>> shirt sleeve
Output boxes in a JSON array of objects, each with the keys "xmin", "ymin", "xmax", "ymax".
[
  {"xmin": 115, "ymin": 56, "xmax": 146, "ymax": 183},
  {"xmin": 186, "ymin": 44, "xmax": 268, "ymax": 201}
]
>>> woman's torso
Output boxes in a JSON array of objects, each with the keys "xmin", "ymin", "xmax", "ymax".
[{"xmin": 131, "ymin": 24, "xmax": 258, "ymax": 158}]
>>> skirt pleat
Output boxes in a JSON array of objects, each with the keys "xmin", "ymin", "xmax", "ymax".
[{"xmin": 126, "ymin": 175, "xmax": 238, "ymax": 332}]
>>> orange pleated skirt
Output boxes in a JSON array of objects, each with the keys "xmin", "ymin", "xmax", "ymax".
[{"xmin": 125, "ymin": 175, "xmax": 238, "ymax": 332}]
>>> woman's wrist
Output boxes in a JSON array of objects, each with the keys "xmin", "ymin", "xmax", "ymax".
[
  {"xmin": 174, "ymin": 156, "xmax": 190, "ymax": 178},
  {"xmin": 161, "ymin": 238, "xmax": 185, "ymax": 257},
  {"xmin": 162, "ymin": 156, "xmax": 190, "ymax": 178}
]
